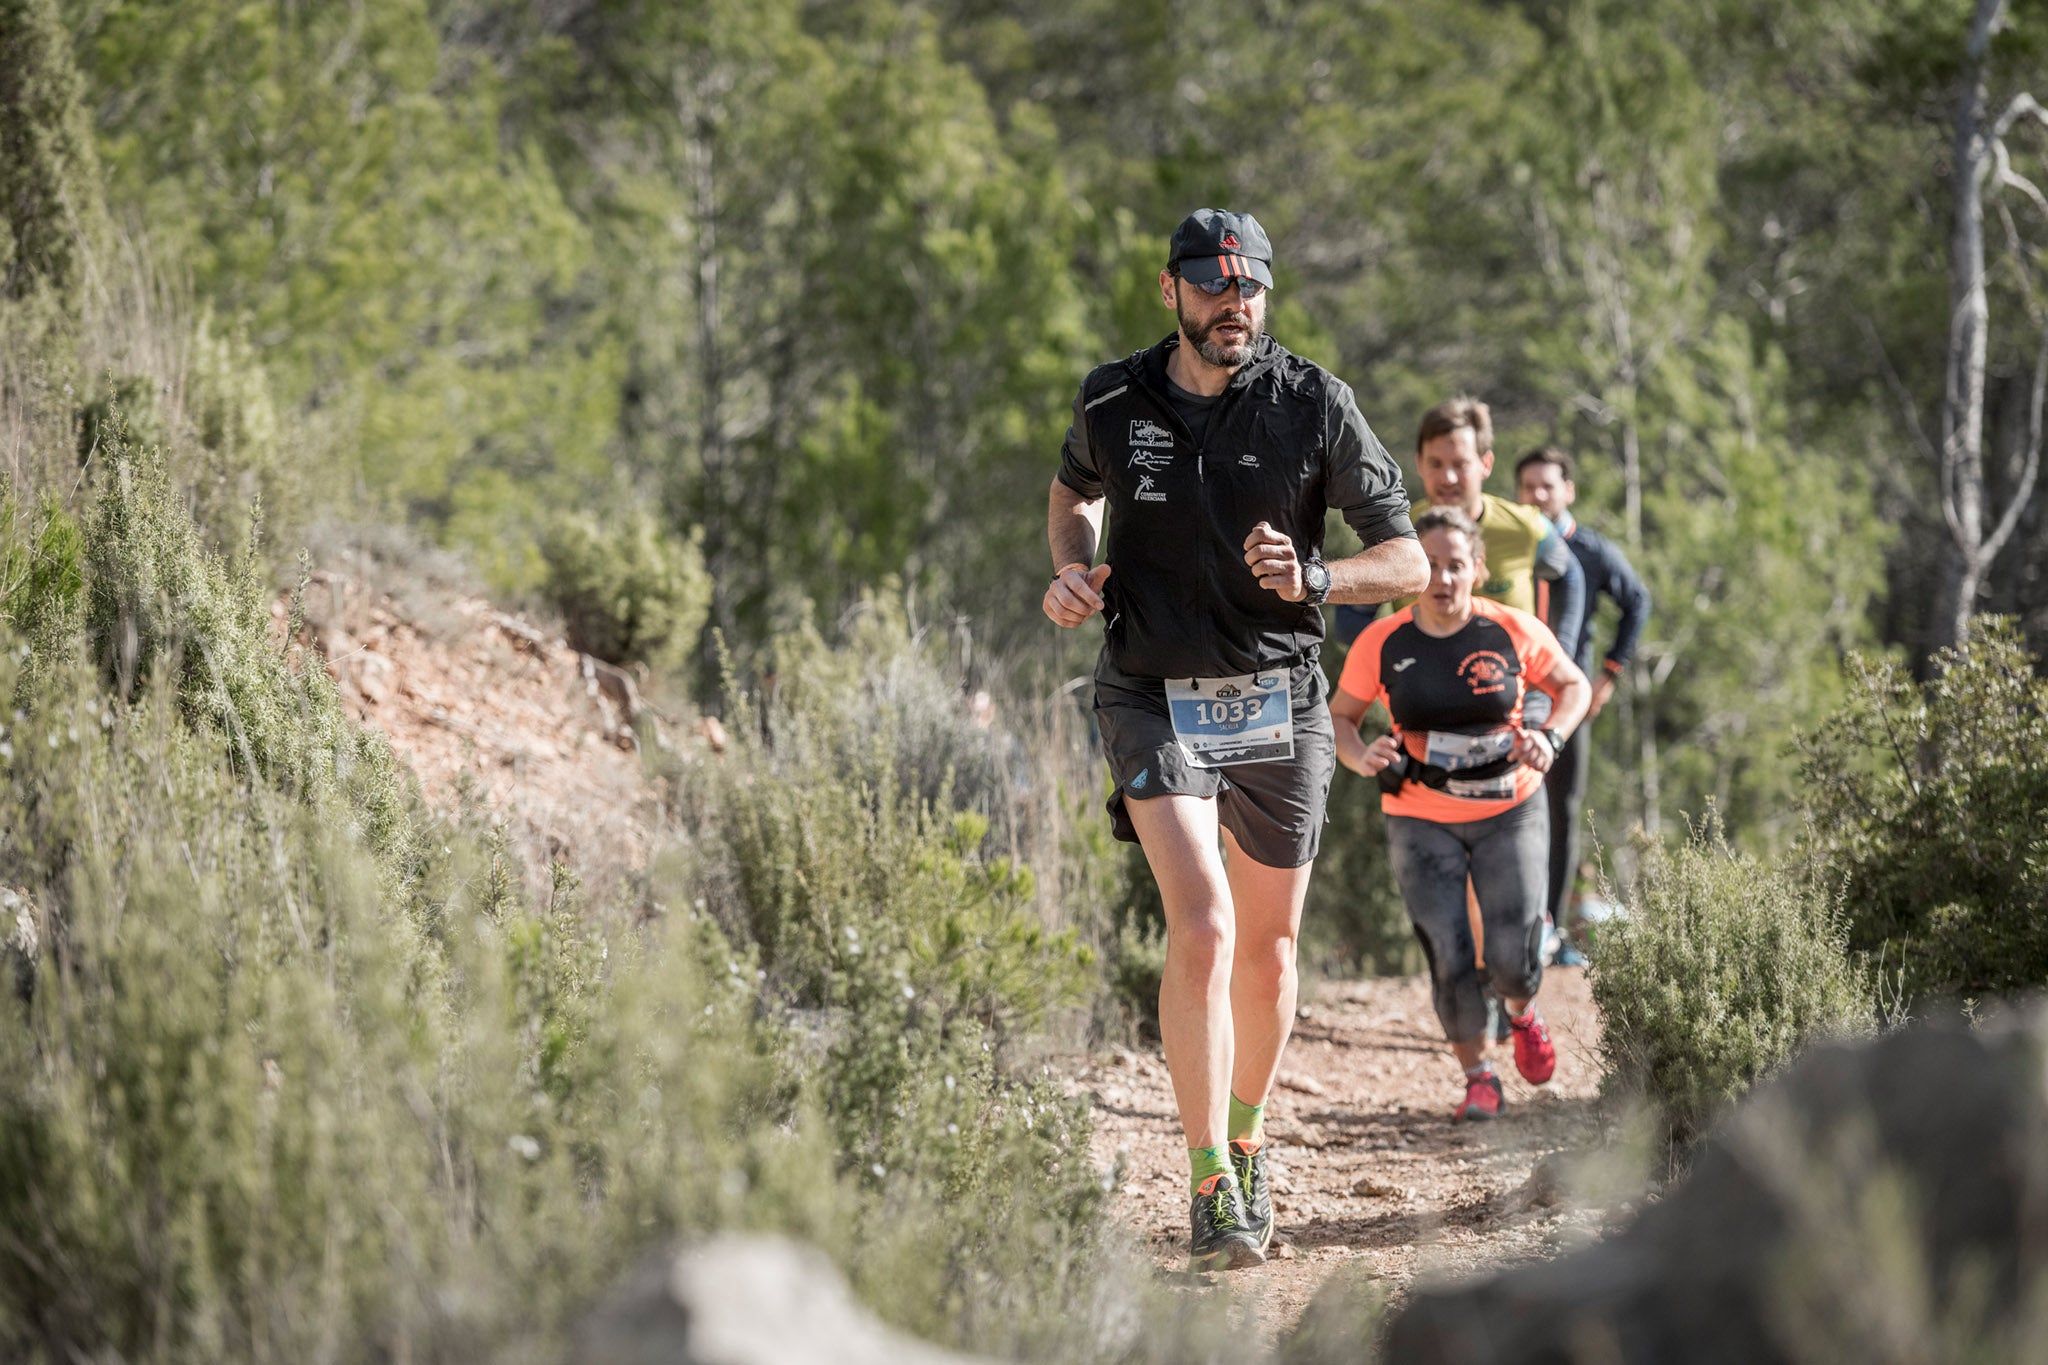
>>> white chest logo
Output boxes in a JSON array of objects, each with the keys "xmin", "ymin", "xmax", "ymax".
[
  {"xmin": 1135, "ymin": 474, "xmax": 1167, "ymax": 503},
  {"xmin": 1391, "ymin": 657, "xmax": 1417, "ymax": 673},
  {"xmin": 1130, "ymin": 449, "xmax": 1173, "ymax": 471},
  {"xmin": 1239, "ymin": 452, "xmax": 1261, "ymax": 468},
  {"xmin": 1130, "ymin": 419, "xmax": 1174, "ymax": 448}
]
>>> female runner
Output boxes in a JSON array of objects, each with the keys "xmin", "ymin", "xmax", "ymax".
[{"xmin": 1331, "ymin": 506, "xmax": 1590, "ymax": 1119}]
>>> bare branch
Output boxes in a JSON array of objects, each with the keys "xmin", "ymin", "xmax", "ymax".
[
  {"xmin": 1991, "ymin": 90, "xmax": 2048, "ymax": 142},
  {"xmin": 1982, "ymin": 319, "xmax": 2048, "ymax": 564},
  {"xmin": 1990, "ymin": 136, "xmax": 2048, "ymax": 225}
]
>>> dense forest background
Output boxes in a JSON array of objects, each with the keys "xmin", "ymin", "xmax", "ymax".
[{"xmin": 12, "ymin": 0, "xmax": 2048, "ymax": 867}]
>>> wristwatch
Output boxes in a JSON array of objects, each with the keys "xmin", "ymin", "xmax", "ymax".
[
  {"xmin": 1539, "ymin": 728, "xmax": 1565, "ymax": 755},
  {"xmin": 1301, "ymin": 557, "xmax": 1332, "ymax": 607}
]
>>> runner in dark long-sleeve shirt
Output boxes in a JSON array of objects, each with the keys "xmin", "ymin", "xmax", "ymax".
[{"xmin": 1515, "ymin": 447, "xmax": 1651, "ymax": 958}]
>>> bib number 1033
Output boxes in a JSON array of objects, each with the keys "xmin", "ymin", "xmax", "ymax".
[
  {"xmin": 1166, "ymin": 672, "xmax": 1295, "ymax": 768},
  {"xmin": 1193, "ymin": 696, "xmax": 1265, "ymax": 726}
]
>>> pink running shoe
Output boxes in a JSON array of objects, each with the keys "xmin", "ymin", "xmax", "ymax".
[{"xmin": 1509, "ymin": 1008, "xmax": 1557, "ymax": 1085}]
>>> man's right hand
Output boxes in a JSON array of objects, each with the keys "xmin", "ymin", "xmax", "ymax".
[{"xmin": 1045, "ymin": 563, "xmax": 1112, "ymax": 628}]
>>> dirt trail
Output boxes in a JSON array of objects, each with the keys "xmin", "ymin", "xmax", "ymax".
[{"xmin": 1079, "ymin": 969, "xmax": 1610, "ymax": 1337}]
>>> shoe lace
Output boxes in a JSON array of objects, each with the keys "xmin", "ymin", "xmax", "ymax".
[{"xmin": 1205, "ymin": 1181, "xmax": 1244, "ymax": 1231}]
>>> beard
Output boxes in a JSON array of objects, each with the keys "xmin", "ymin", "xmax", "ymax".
[{"xmin": 1176, "ymin": 290, "xmax": 1263, "ymax": 368}]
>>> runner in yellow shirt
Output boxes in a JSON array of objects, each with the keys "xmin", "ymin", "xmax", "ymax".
[{"xmin": 1334, "ymin": 397, "xmax": 1583, "ymax": 653}]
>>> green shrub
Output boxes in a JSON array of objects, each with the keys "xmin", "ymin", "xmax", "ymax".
[
  {"xmin": 661, "ymin": 598, "xmax": 1143, "ymax": 1351},
  {"xmin": 0, "ymin": 655, "xmax": 847, "ymax": 1362},
  {"xmin": 539, "ymin": 504, "xmax": 711, "ymax": 673},
  {"xmin": 1590, "ymin": 817, "xmax": 1872, "ymax": 1141},
  {"xmin": 1798, "ymin": 621, "xmax": 2048, "ymax": 1001},
  {"xmin": 0, "ymin": 457, "xmax": 847, "ymax": 1362}
]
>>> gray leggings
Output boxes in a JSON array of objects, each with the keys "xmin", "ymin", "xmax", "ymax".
[{"xmin": 1385, "ymin": 798, "xmax": 1550, "ymax": 1044}]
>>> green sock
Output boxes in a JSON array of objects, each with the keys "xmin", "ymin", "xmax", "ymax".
[
  {"xmin": 1189, "ymin": 1145, "xmax": 1231, "ymax": 1196},
  {"xmin": 1228, "ymin": 1092, "xmax": 1265, "ymax": 1147}
]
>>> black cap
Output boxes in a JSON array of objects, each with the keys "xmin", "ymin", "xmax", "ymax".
[{"xmin": 1168, "ymin": 209, "xmax": 1274, "ymax": 288}]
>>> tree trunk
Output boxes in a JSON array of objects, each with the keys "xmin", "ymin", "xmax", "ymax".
[
  {"xmin": 1933, "ymin": 0, "xmax": 2007, "ymax": 653},
  {"xmin": 681, "ymin": 70, "xmax": 732, "ymax": 682}
]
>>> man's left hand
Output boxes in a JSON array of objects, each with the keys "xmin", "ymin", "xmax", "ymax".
[{"xmin": 1244, "ymin": 521, "xmax": 1303, "ymax": 601}]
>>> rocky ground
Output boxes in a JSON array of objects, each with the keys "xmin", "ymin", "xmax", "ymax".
[
  {"xmin": 1080, "ymin": 970, "xmax": 1619, "ymax": 1340},
  {"xmin": 287, "ymin": 565, "xmax": 682, "ymax": 897}
]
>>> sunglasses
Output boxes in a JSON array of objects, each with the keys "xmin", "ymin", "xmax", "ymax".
[{"xmin": 1178, "ymin": 274, "xmax": 1268, "ymax": 300}]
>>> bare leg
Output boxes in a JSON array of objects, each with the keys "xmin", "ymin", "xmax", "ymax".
[
  {"xmin": 1221, "ymin": 827, "xmax": 1312, "ymax": 1113},
  {"xmin": 1125, "ymin": 794, "xmax": 1234, "ymax": 1150}
]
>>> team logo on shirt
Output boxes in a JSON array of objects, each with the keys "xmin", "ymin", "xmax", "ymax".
[
  {"xmin": 1238, "ymin": 452, "xmax": 1261, "ymax": 468},
  {"xmin": 1391, "ymin": 657, "xmax": 1416, "ymax": 673},
  {"xmin": 1129, "ymin": 449, "xmax": 1173, "ymax": 471},
  {"xmin": 1457, "ymin": 649, "xmax": 1514, "ymax": 696},
  {"xmin": 1135, "ymin": 474, "xmax": 1167, "ymax": 503},
  {"xmin": 1130, "ymin": 419, "xmax": 1174, "ymax": 448}
]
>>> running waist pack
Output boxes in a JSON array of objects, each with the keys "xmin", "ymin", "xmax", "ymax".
[{"xmin": 1374, "ymin": 749, "xmax": 1520, "ymax": 796}]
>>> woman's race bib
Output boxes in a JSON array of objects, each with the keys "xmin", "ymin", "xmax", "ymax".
[
  {"xmin": 1166, "ymin": 672, "xmax": 1294, "ymax": 768},
  {"xmin": 1419, "ymin": 729, "xmax": 1518, "ymax": 800}
]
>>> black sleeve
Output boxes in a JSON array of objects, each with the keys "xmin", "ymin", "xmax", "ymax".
[
  {"xmin": 1323, "ymin": 378, "xmax": 1413, "ymax": 548},
  {"xmin": 1055, "ymin": 386, "xmax": 1103, "ymax": 499},
  {"xmin": 1601, "ymin": 538, "xmax": 1652, "ymax": 670}
]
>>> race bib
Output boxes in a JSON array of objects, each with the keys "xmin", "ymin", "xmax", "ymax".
[
  {"xmin": 1421, "ymin": 729, "xmax": 1518, "ymax": 800},
  {"xmin": 1166, "ymin": 672, "xmax": 1294, "ymax": 768}
]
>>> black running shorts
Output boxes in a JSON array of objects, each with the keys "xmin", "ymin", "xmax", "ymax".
[{"xmin": 1093, "ymin": 653, "xmax": 1337, "ymax": 870}]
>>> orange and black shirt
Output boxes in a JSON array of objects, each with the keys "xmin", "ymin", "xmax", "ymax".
[{"xmin": 1336, "ymin": 597, "xmax": 1567, "ymax": 822}]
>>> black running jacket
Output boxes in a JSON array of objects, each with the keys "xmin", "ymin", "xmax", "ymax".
[{"xmin": 1057, "ymin": 333, "xmax": 1414, "ymax": 680}]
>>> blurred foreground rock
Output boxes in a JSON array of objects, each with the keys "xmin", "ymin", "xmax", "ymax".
[
  {"xmin": 1384, "ymin": 1008, "xmax": 2048, "ymax": 1363},
  {"xmin": 569, "ymin": 1235, "xmax": 996, "ymax": 1365}
]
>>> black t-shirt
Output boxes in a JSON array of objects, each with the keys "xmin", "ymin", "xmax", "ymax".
[
  {"xmin": 1375, "ymin": 614, "xmax": 1528, "ymax": 735},
  {"xmin": 1164, "ymin": 377, "xmax": 1221, "ymax": 449}
]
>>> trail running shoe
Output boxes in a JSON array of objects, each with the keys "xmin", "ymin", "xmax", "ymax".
[
  {"xmin": 1229, "ymin": 1139, "xmax": 1274, "ymax": 1252},
  {"xmin": 1509, "ymin": 1007, "xmax": 1558, "ymax": 1085},
  {"xmin": 1454, "ymin": 1072, "xmax": 1504, "ymax": 1122},
  {"xmin": 1189, "ymin": 1171, "xmax": 1265, "ymax": 1272}
]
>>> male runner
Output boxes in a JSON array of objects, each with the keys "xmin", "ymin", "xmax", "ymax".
[
  {"xmin": 1515, "ymin": 446, "xmax": 1650, "ymax": 963},
  {"xmin": 1044, "ymin": 209, "xmax": 1426, "ymax": 1271},
  {"xmin": 1333, "ymin": 397, "xmax": 1584, "ymax": 655}
]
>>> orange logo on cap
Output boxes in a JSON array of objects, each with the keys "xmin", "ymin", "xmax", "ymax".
[{"xmin": 1221, "ymin": 232, "xmax": 1241, "ymax": 249}]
